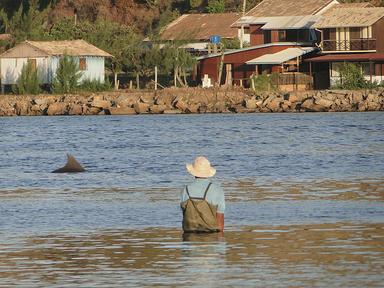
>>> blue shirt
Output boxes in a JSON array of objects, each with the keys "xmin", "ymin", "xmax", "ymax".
[{"xmin": 180, "ymin": 178, "xmax": 225, "ymax": 213}]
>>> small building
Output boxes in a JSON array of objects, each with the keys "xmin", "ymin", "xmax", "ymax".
[
  {"xmin": 307, "ymin": 5, "xmax": 384, "ymax": 89},
  {"xmin": 0, "ymin": 39, "xmax": 112, "ymax": 92},
  {"xmin": 157, "ymin": 13, "xmax": 242, "ymax": 55}
]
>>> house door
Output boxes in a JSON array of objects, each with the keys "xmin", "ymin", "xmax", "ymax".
[{"xmin": 313, "ymin": 62, "xmax": 330, "ymax": 89}]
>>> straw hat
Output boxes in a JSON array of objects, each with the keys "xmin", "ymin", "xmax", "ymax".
[{"xmin": 186, "ymin": 156, "xmax": 216, "ymax": 178}]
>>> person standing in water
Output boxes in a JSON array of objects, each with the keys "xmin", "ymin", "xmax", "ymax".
[{"xmin": 180, "ymin": 156, "xmax": 225, "ymax": 233}]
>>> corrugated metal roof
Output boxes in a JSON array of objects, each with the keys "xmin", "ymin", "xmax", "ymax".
[
  {"xmin": 26, "ymin": 40, "xmax": 112, "ymax": 57},
  {"xmin": 246, "ymin": 47, "xmax": 315, "ymax": 64},
  {"xmin": 245, "ymin": 0, "xmax": 335, "ymax": 17},
  {"xmin": 159, "ymin": 13, "xmax": 241, "ymax": 41},
  {"xmin": 260, "ymin": 15, "xmax": 320, "ymax": 30},
  {"xmin": 196, "ymin": 42, "xmax": 302, "ymax": 60},
  {"xmin": 314, "ymin": 7, "xmax": 384, "ymax": 28},
  {"xmin": 305, "ymin": 53, "xmax": 384, "ymax": 62}
]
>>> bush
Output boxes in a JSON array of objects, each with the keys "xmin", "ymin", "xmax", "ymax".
[
  {"xmin": 334, "ymin": 62, "xmax": 375, "ymax": 90},
  {"xmin": 14, "ymin": 61, "xmax": 41, "ymax": 94},
  {"xmin": 79, "ymin": 79, "xmax": 112, "ymax": 92},
  {"xmin": 250, "ymin": 73, "xmax": 277, "ymax": 91},
  {"xmin": 52, "ymin": 55, "xmax": 83, "ymax": 94}
]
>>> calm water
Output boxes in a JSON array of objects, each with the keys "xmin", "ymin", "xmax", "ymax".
[{"xmin": 1, "ymin": 113, "xmax": 384, "ymax": 287}]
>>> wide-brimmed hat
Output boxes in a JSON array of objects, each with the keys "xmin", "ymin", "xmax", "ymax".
[{"xmin": 186, "ymin": 156, "xmax": 216, "ymax": 178}]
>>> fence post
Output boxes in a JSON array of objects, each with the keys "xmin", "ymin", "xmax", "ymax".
[{"xmin": 155, "ymin": 66, "xmax": 158, "ymax": 91}]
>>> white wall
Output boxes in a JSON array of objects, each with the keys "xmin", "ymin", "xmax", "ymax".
[
  {"xmin": 1, "ymin": 57, "xmax": 49, "ymax": 85},
  {"xmin": 1, "ymin": 56, "xmax": 106, "ymax": 86},
  {"xmin": 50, "ymin": 56, "xmax": 106, "ymax": 83}
]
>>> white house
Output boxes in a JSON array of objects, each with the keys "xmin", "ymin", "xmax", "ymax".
[{"xmin": 0, "ymin": 39, "xmax": 112, "ymax": 92}]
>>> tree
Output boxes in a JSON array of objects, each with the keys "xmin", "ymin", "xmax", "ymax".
[
  {"xmin": 48, "ymin": 18, "xmax": 141, "ymax": 90},
  {"xmin": 206, "ymin": 0, "xmax": 226, "ymax": 13},
  {"xmin": 161, "ymin": 42, "xmax": 196, "ymax": 87},
  {"xmin": 52, "ymin": 54, "xmax": 83, "ymax": 93},
  {"xmin": 14, "ymin": 60, "xmax": 41, "ymax": 94},
  {"xmin": 0, "ymin": 0, "xmax": 50, "ymax": 45}
]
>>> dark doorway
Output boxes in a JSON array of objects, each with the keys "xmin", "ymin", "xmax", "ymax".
[{"xmin": 313, "ymin": 62, "xmax": 330, "ymax": 89}]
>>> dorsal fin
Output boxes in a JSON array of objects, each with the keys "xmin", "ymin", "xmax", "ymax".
[{"xmin": 52, "ymin": 154, "xmax": 86, "ymax": 173}]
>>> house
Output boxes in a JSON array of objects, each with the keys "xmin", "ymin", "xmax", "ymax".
[
  {"xmin": 157, "ymin": 13, "xmax": 242, "ymax": 54},
  {"xmin": 306, "ymin": 5, "xmax": 384, "ymax": 88},
  {"xmin": 196, "ymin": 0, "xmax": 338, "ymax": 89},
  {"xmin": 0, "ymin": 39, "xmax": 112, "ymax": 92},
  {"xmin": 234, "ymin": 0, "xmax": 339, "ymax": 45}
]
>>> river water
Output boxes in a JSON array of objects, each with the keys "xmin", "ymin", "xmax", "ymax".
[{"xmin": 0, "ymin": 113, "xmax": 383, "ymax": 287}]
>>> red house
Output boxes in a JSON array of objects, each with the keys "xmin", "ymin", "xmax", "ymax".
[{"xmin": 196, "ymin": 0, "xmax": 338, "ymax": 89}]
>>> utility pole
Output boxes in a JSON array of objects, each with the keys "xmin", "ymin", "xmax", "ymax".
[{"xmin": 240, "ymin": 0, "xmax": 246, "ymax": 49}]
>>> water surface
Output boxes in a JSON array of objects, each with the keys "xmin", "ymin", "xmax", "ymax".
[{"xmin": 1, "ymin": 113, "xmax": 383, "ymax": 287}]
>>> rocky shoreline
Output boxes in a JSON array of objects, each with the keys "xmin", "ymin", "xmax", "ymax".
[{"xmin": 0, "ymin": 87, "xmax": 384, "ymax": 116}]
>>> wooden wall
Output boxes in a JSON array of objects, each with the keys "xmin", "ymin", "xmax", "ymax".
[{"xmin": 197, "ymin": 44, "xmax": 297, "ymax": 85}]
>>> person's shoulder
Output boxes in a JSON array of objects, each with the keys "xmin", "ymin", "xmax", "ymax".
[{"xmin": 209, "ymin": 181, "xmax": 223, "ymax": 191}]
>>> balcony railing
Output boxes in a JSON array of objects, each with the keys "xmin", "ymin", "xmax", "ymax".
[{"xmin": 322, "ymin": 39, "xmax": 376, "ymax": 51}]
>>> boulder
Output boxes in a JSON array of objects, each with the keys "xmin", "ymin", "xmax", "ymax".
[
  {"xmin": 186, "ymin": 104, "xmax": 200, "ymax": 114},
  {"xmin": 174, "ymin": 99, "xmax": 188, "ymax": 112},
  {"xmin": 47, "ymin": 102, "xmax": 68, "ymax": 116},
  {"xmin": 91, "ymin": 95, "xmax": 111, "ymax": 109},
  {"xmin": 314, "ymin": 97, "xmax": 333, "ymax": 109},
  {"xmin": 149, "ymin": 105, "xmax": 167, "ymax": 114},
  {"xmin": 68, "ymin": 104, "xmax": 83, "ymax": 115},
  {"xmin": 133, "ymin": 102, "xmax": 150, "ymax": 114},
  {"xmin": 267, "ymin": 97, "xmax": 283, "ymax": 112},
  {"xmin": 213, "ymin": 101, "xmax": 227, "ymax": 113},
  {"xmin": 244, "ymin": 97, "xmax": 257, "ymax": 109},
  {"xmin": 366, "ymin": 101, "xmax": 381, "ymax": 111},
  {"xmin": 14, "ymin": 101, "xmax": 30, "ymax": 115}
]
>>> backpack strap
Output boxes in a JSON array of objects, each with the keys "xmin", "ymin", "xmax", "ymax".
[
  {"xmin": 185, "ymin": 182, "xmax": 212, "ymax": 200},
  {"xmin": 203, "ymin": 183, "xmax": 212, "ymax": 199}
]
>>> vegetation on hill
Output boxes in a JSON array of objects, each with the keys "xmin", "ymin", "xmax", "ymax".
[{"xmin": 0, "ymin": 0, "xmax": 383, "ymax": 92}]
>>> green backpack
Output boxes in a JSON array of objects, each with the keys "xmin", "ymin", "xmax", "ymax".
[{"xmin": 181, "ymin": 183, "xmax": 220, "ymax": 233}]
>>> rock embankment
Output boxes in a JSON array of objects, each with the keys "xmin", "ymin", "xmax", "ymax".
[{"xmin": 1, "ymin": 87, "xmax": 383, "ymax": 116}]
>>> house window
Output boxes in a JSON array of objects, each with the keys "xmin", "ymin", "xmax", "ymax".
[
  {"xmin": 330, "ymin": 62, "xmax": 343, "ymax": 77},
  {"xmin": 361, "ymin": 62, "xmax": 371, "ymax": 76},
  {"xmin": 360, "ymin": 26, "xmax": 372, "ymax": 39},
  {"xmin": 264, "ymin": 30, "xmax": 271, "ymax": 44},
  {"xmin": 28, "ymin": 59, "xmax": 37, "ymax": 70},
  {"xmin": 278, "ymin": 30, "xmax": 286, "ymax": 42},
  {"xmin": 79, "ymin": 58, "xmax": 87, "ymax": 70}
]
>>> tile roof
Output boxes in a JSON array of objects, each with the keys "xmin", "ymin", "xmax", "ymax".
[
  {"xmin": 26, "ymin": 40, "xmax": 112, "ymax": 57},
  {"xmin": 314, "ymin": 7, "xmax": 384, "ymax": 28},
  {"xmin": 159, "ymin": 13, "xmax": 241, "ymax": 41},
  {"xmin": 245, "ymin": 0, "xmax": 335, "ymax": 17}
]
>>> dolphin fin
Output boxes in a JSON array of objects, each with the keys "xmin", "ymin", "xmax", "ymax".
[{"xmin": 52, "ymin": 154, "xmax": 86, "ymax": 173}]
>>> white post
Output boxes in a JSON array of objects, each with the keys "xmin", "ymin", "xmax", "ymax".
[
  {"xmin": 155, "ymin": 66, "xmax": 158, "ymax": 91},
  {"xmin": 240, "ymin": 0, "xmax": 247, "ymax": 49}
]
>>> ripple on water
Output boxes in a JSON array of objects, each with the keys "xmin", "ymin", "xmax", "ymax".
[{"xmin": 0, "ymin": 223, "xmax": 383, "ymax": 287}]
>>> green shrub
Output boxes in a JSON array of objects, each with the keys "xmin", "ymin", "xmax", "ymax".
[
  {"xmin": 14, "ymin": 61, "xmax": 41, "ymax": 94},
  {"xmin": 79, "ymin": 78, "xmax": 112, "ymax": 92},
  {"xmin": 52, "ymin": 55, "xmax": 83, "ymax": 94},
  {"xmin": 251, "ymin": 73, "xmax": 277, "ymax": 91},
  {"xmin": 206, "ymin": 0, "xmax": 225, "ymax": 13},
  {"xmin": 334, "ymin": 62, "xmax": 376, "ymax": 90}
]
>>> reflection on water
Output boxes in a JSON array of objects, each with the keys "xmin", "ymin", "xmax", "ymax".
[
  {"xmin": 226, "ymin": 178, "xmax": 384, "ymax": 201},
  {"xmin": 0, "ymin": 223, "xmax": 383, "ymax": 287}
]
